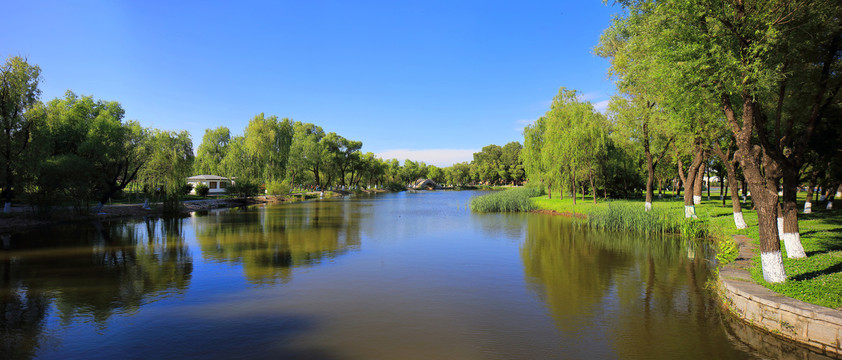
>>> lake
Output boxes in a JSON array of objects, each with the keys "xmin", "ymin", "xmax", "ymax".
[{"xmin": 0, "ymin": 191, "xmax": 823, "ymax": 359}]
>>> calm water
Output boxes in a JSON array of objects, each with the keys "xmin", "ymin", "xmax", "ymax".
[{"xmin": 0, "ymin": 191, "xmax": 823, "ymax": 359}]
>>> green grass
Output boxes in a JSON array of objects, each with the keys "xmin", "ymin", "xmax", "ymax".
[
  {"xmin": 470, "ymin": 186, "xmax": 543, "ymax": 212},
  {"xmin": 531, "ymin": 191, "xmax": 842, "ymax": 309}
]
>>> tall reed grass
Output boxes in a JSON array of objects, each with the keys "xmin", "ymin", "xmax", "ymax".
[
  {"xmin": 470, "ymin": 186, "xmax": 544, "ymax": 212},
  {"xmin": 586, "ymin": 202, "xmax": 710, "ymax": 239}
]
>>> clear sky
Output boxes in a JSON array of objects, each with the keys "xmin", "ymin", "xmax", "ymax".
[{"xmin": 1, "ymin": 0, "xmax": 618, "ymax": 167}]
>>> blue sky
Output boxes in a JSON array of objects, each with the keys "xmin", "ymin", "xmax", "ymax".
[{"xmin": 1, "ymin": 0, "xmax": 618, "ymax": 167}]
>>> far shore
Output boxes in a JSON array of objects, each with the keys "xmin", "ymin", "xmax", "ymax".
[{"xmin": 0, "ymin": 189, "xmax": 390, "ymax": 233}]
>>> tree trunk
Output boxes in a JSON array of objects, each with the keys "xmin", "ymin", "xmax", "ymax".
[
  {"xmin": 571, "ymin": 172, "xmax": 577, "ymax": 206},
  {"xmin": 722, "ymin": 95, "xmax": 785, "ymax": 283},
  {"xmin": 547, "ymin": 181, "xmax": 552, "ymax": 200},
  {"xmin": 827, "ymin": 184, "xmax": 841, "ymax": 209},
  {"xmin": 589, "ymin": 171, "xmax": 596, "ymax": 205},
  {"xmin": 712, "ymin": 145, "xmax": 747, "ymax": 229},
  {"xmin": 644, "ymin": 121, "xmax": 654, "ymax": 211},
  {"xmin": 780, "ymin": 169, "xmax": 807, "ymax": 258},
  {"xmin": 804, "ymin": 171, "xmax": 817, "ymax": 214},
  {"xmin": 678, "ymin": 143, "xmax": 704, "ymax": 218},
  {"xmin": 693, "ymin": 160, "xmax": 705, "ymax": 205}
]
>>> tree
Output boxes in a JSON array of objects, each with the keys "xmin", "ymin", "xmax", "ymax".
[
  {"xmin": 243, "ymin": 113, "xmax": 293, "ymax": 184},
  {"xmin": 522, "ymin": 117, "xmax": 550, "ymax": 195},
  {"xmin": 287, "ymin": 122, "xmax": 325, "ymax": 189},
  {"xmin": 0, "ymin": 56, "xmax": 42, "ymax": 212},
  {"xmin": 194, "ymin": 127, "xmax": 230, "ymax": 175},
  {"xmin": 609, "ymin": 0, "xmax": 842, "ymax": 281},
  {"xmin": 138, "ymin": 130, "xmax": 194, "ymax": 213}
]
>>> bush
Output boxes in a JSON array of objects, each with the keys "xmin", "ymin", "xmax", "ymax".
[
  {"xmin": 265, "ymin": 179, "xmax": 291, "ymax": 195},
  {"xmin": 470, "ymin": 187, "xmax": 543, "ymax": 212},
  {"xmin": 182, "ymin": 183, "xmax": 194, "ymax": 195},
  {"xmin": 194, "ymin": 183, "xmax": 210, "ymax": 196},
  {"xmin": 383, "ymin": 182, "xmax": 407, "ymax": 192},
  {"xmin": 227, "ymin": 180, "xmax": 260, "ymax": 199}
]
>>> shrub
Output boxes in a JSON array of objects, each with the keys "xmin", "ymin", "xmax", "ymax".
[
  {"xmin": 383, "ymin": 182, "xmax": 407, "ymax": 192},
  {"xmin": 265, "ymin": 179, "xmax": 291, "ymax": 195},
  {"xmin": 227, "ymin": 180, "xmax": 260, "ymax": 199},
  {"xmin": 194, "ymin": 183, "xmax": 210, "ymax": 196},
  {"xmin": 182, "ymin": 183, "xmax": 194, "ymax": 195}
]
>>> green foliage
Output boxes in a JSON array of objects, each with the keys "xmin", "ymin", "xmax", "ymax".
[
  {"xmin": 194, "ymin": 127, "xmax": 230, "ymax": 175},
  {"xmin": 194, "ymin": 183, "xmax": 209, "ymax": 197},
  {"xmin": 586, "ymin": 202, "xmax": 681, "ymax": 234},
  {"xmin": 715, "ymin": 236, "xmax": 739, "ymax": 265},
  {"xmin": 227, "ymin": 180, "xmax": 260, "ymax": 199},
  {"xmin": 0, "ymin": 56, "xmax": 42, "ymax": 206},
  {"xmin": 470, "ymin": 187, "xmax": 543, "ymax": 213},
  {"xmin": 382, "ymin": 182, "xmax": 406, "ymax": 192},
  {"xmin": 138, "ymin": 129, "xmax": 194, "ymax": 213},
  {"xmin": 265, "ymin": 179, "xmax": 290, "ymax": 196}
]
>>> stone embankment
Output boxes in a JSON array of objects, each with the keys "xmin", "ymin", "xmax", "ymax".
[{"xmin": 718, "ymin": 235, "xmax": 842, "ymax": 358}]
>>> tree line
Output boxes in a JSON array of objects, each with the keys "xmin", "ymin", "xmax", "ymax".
[
  {"xmin": 520, "ymin": 0, "xmax": 841, "ymax": 283},
  {"xmin": 0, "ymin": 55, "xmax": 528, "ymax": 215},
  {"xmin": 193, "ymin": 117, "xmax": 527, "ymax": 191}
]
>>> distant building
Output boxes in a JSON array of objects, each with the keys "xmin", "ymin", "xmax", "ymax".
[{"xmin": 186, "ymin": 175, "xmax": 231, "ymax": 194}]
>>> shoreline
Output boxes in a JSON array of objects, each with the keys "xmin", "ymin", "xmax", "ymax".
[
  {"xmin": 533, "ymin": 206, "xmax": 842, "ymax": 357},
  {"xmin": 0, "ymin": 197, "xmax": 268, "ymax": 233},
  {"xmin": 0, "ymin": 189, "xmax": 393, "ymax": 234}
]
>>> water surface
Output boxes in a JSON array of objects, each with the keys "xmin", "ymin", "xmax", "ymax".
[{"xmin": 0, "ymin": 191, "xmax": 824, "ymax": 359}]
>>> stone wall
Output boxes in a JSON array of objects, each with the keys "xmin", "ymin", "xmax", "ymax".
[{"xmin": 718, "ymin": 236, "xmax": 842, "ymax": 358}]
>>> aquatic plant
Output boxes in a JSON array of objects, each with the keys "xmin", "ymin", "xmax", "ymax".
[{"xmin": 470, "ymin": 187, "xmax": 543, "ymax": 212}]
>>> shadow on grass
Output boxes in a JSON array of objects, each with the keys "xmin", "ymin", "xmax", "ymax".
[{"xmin": 792, "ymin": 261, "xmax": 842, "ymax": 281}]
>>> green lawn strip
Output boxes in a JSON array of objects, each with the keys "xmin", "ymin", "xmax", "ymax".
[{"xmin": 530, "ymin": 192, "xmax": 842, "ymax": 309}]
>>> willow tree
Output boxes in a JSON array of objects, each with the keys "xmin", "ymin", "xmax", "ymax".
[
  {"xmin": 542, "ymin": 88, "xmax": 607, "ymax": 205},
  {"xmin": 139, "ymin": 130, "xmax": 193, "ymax": 213},
  {"xmin": 194, "ymin": 126, "xmax": 230, "ymax": 176},
  {"xmin": 521, "ymin": 117, "xmax": 549, "ymax": 196},
  {"xmin": 0, "ymin": 56, "xmax": 41, "ymax": 212},
  {"xmin": 243, "ymin": 113, "xmax": 293, "ymax": 184}
]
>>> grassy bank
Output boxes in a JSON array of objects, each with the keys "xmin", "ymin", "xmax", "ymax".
[{"xmin": 531, "ymin": 193, "xmax": 841, "ymax": 309}]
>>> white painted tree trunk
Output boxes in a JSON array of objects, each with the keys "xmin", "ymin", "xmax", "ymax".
[
  {"xmin": 93, "ymin": 202, "xmax": 105, "ymax": 214},
  {"xmin": 3, "ymin": 202, "xmax": 9, "ymax": 213},
  {"xmin": 761, "ymin": 251, "xmax": 787, "ymax": 283},
  {"xmin": 827, "ymin": 200, "xmax": 833, "ymax": 210},
  {"xmin": 741, "ymin": 195, "xmax": 746, "ymax": 203},
  {"xmin": 143, "ymin": 198, "xmax": 150, "ymax": 210},
  {"xmin": 804, "ymin": 201, "xmax": 812, "ymax": 214},
  {"xmin": 684, "ymin": 205, "xmax": 697, "ymax": 218},
  {"xmin": 782, "ymin": 232, "xmax": 806, "ymax": 258},
  {"xmin": 733, "ymin": 212, "xmax": 747, "ymax": 229},
  {"xmin": 819, "ymin": 194, "xmax": 827, "ymax": 201},
  {"xmin": 693, "ymin": 195, "xmax": 701, "ymax": 204},
  {"xmin": 644, "ymin": 201, "xmax": 652, "ymax": 212},
  {"xmin": 777, "ymin": 217, "xmax": 784, "ymax": 240}
]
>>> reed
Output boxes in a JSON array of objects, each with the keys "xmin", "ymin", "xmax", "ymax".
[
  {"xmin": 585, "ymin": 201, "xmax": 709, "ymax": 238},
  {"xmin": 470, "ymin": 186, "xmax": 543, "ymax": 212}
]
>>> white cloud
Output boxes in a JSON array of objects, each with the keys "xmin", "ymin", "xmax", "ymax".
[
  {"xmin": 593, "ymin": 100, "xmax": 610, "ymax": 114},
  {"xmin": 375, "ymin": 149, "xmax": 478, "ymax": 167}
]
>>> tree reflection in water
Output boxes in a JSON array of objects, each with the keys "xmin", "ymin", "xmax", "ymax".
[
  {"xmin": 193, "ymin": 202, "xmax": 362, "ymax": 284},
  {"xmin": 0, "ymin": 217, "xmax": 192, "ymax": 356},
  {"xmin": 521, "ymin": 214, "xmax": 752, "ymax": 359}
]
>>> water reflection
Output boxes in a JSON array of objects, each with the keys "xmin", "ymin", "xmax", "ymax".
[
  {"xmin": 521, "ymin": 215, "xmax": 752, "ymax": 359},
  {"xmin": 0, "ymin": 218, "xmax": 192, "ymax": 357},
  {"xmin": 193, "ymin": 202, "xmax": 362, "ymax": 284}
]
